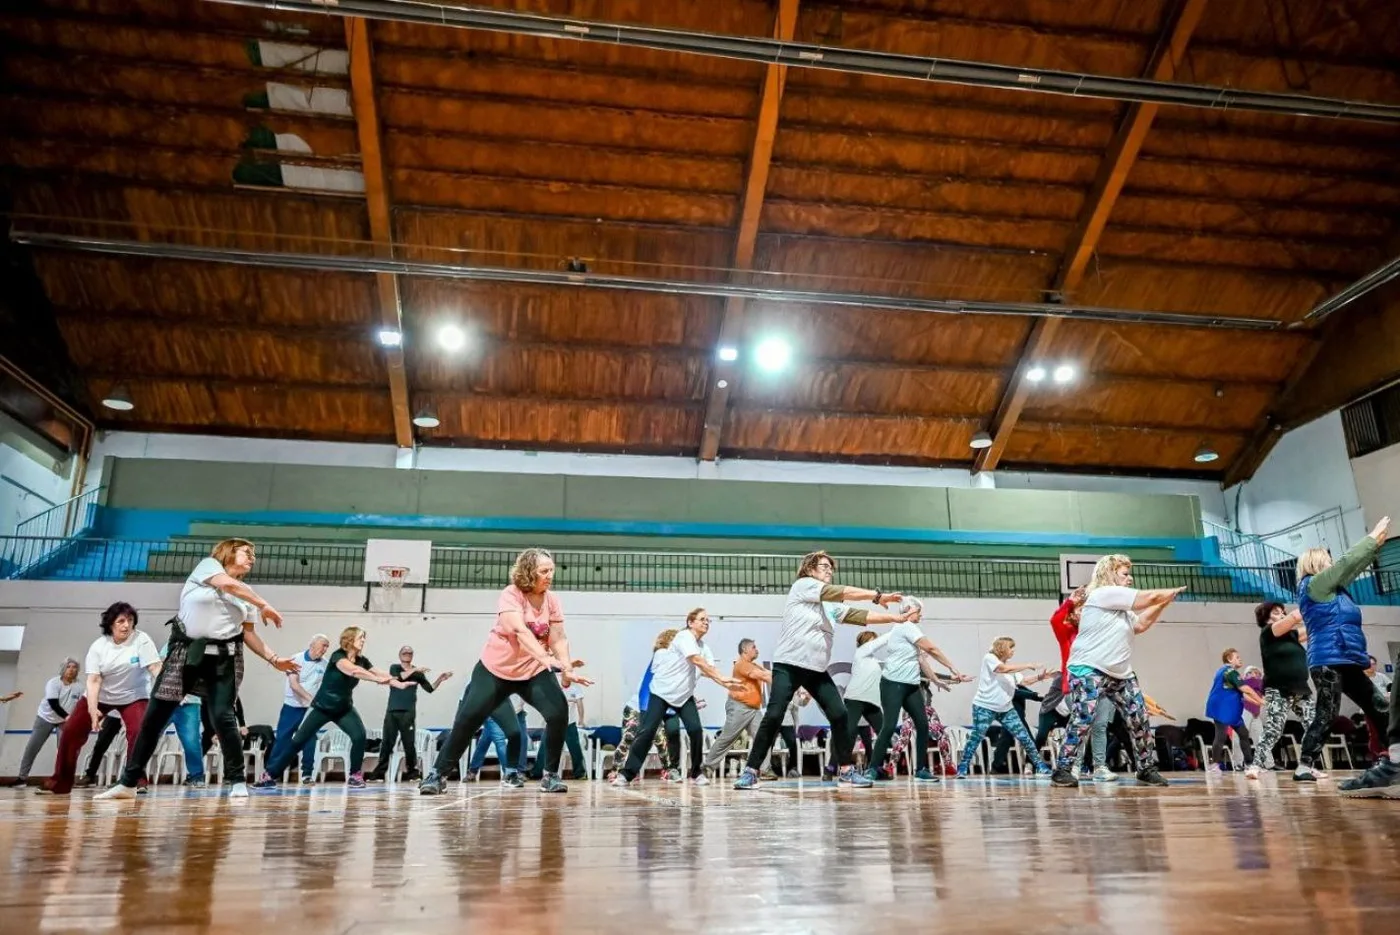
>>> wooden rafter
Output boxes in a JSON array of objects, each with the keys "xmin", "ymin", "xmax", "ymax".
[
  {"xmin": 973, "ymin": 0, "xmax": 1209, "ymax": 474},
  {"xmin": 697, "ymin": 0, "xmax": 800, "ymax": 461},
  {"xmin": 345, "ymin": 16, "xmax": 413, "ymax": 448}
]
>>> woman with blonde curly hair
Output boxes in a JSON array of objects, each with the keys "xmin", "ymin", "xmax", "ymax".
[
  {"xmin": 1051, "ymin": 554, "xmax": 1185, "ymax": 788},
  {"xmin": 420, "ymin": 548, "xmax": 593, "ymax": 795}
]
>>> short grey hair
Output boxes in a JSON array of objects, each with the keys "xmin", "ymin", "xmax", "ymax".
[{"xmin": 310, "ymin": 634, "xmax": 330, "ymax": 648}]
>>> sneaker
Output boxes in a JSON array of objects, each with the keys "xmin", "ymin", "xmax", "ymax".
[
  {"xmin": 914, "ymin": 768, "xmax": 939, "ymax": 783},
  {"xmin": 35, "ymin": 787, "xmax": 58, "ymax": 796},
  {"xmin": 1070, "ymin": 765, "xmax": 1081, "ymax": 780},
  {"xmin": 1338, "ymin": 759, "xmax": 1400, "ymax": 799},
  {"xmin": 418, "ymin": 771, "xmax": 445, "ymax": 795},
  {"xmin": 183, "ymin": 776, "xmax": 207, "ymax": 788},
  {"xmin": 346, "ymin": 772, "xmax": 366, "ymax": 789},
  {"xmin": 251, "ymin": 772, "xmax": 278, "ymax": 790},
  {"xmin": 837, "ymin": 767, "xmax": 872, "ymax": 788},
  {"xmin": 464, "ymin": 770, "xmax": 481, "ymax": 782},
  {"xmin": 136, "ymin": 780, "xmax": 149, "ymax": 796},
  {"xmin": 662, "ymin": 769, "xmax": 682, "ymax": 783},
  {"xmin": 363, "ymin": 772, "xmax": 385, "ymax": 784},
  {"xmin": 1244, "ymin": 765, "xmax": 1261, "ymax": 780},
  {"xmin": 610, "ymin": 774, "xmax": 632, "ymax": 787},
  {"xmin": 74, "ymin": 776, "xmax": 94, "ymax": 789},
  {"xmin": 500, "ymin": 771, "xmax": 525, "ymax": 788},
  {"xmin": 539, "ymin": 773, "xmax": 567, "ymax": 793},
  {"xmin": 1206, "ymin": 763, "xmax": 1223, "ymax": 776},
  {"xmin": 1135, "ymin": 768, "xmax": 1169, "ymax": 787},
  {"xmin": 1092, "ymin": 766, "xmax": 1118, "ymax": 783},
  {"xmin": 300, "ymin": 775, "xmax": 316, "ymax": 786},
  {"xmin": 786, "ymin": 770, "xmax": 800, "ymax": 779},
  {"xmin": 865, "ymin": 768, "xmax": 880, "ymax": 782},
  {"xmin": 1293, "ymin": 764, "xmax": 1327, "ymax": 782},
  {"xmin": 228, "ymin": 782, "xmax": 250, "ymax": 799},
  {"xmin": 4, "ymin": 778, "xmax": 27, "ymax": 788},
  {"xmin": 95, "ymin": 783, "xmax": 137, "ymax": 800},
  {"xmin": 734, "ymin": 767, "xmax": 760, "ymax": 790},
  {"xmin": 691, "ymin": 775, "xmax": 710, "ymax": 787},
  {"xmin": 1051, "ymin": 768, "xmax": 1079, "ymax": 788},
  {"xmin": 953, "ymin": 769, "xmax": 969, "ymax": 779}
]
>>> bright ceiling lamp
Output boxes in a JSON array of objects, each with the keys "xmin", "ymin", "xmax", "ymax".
[
  {"xmin": 101, "ymin": 385, "xmax": 134, "ymax": 411},
  {"xmin": 753, "ymin": 337, "xmax": 792, "ymax": 373}
]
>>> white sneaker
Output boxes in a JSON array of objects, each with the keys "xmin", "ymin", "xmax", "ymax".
[
  {"xmin": 1206, "ymin": 763, "xmax": 1223, "ymax": 776},
  {"xmin": 1070, "ymin": 766, "xmax": 1081, "ymax": 779},
  {"xmin": 1092, "ymin": 766, "xmax": 1118, "ymax": 783},
  {"xmin": 610, "ymin": 775, "xmax": 631, "ymax": 787},
  {"xmin": 228, "ymin": 783, "xmax": 249, "ymax": 799},
  {"xmin": 1244, "ymin": 765, "xmax": 1261, "ymax": 780},
  {"xmin": 691, "ymin": 775, "xmax": 710, "ymax": 786},
  {"xmin": 94, "ymin": 784, "xmax": 137, "ymax": 800}
]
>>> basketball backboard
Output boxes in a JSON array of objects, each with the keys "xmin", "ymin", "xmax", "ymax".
[{"xmin": 363, "ymin": 538, "xmax": 432, "ymax": 584}]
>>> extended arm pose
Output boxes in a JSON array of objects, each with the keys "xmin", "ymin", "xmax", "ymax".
[
  {"xmin": 1052, "ymin": 554, "xmax": 1185, "ymax": 789},
  {"xmin": 266, "ymin": 635, "xmax": 332, "ymax": 785},
  {"xmin": 1291, "ymin": 518, "xmax": 1398, "ymax": 797},
  {"xmin": 99, "ymin": 539, "xmax": 298, "ymax": 801},
  {"xmin": 1205, "ymin": 647, "xmax": 1263, "ymax": 773},
  {"xmin": 45, "ymin": 604, "xmax": 161, "ymax": 796},
  {"xmin": 366, "ymin": 645, "xmax": 453, "ymax": 783},
  {"xmin": 734, "ymin": 550, "xmax": 914, "ymax": 790},
  {"xmin": 955, "ymin": 636, "xmax": 1052, "ymax": 779},
  {"xmin": 255, "ymin": 627, "xmax": 410, "ymax": 789},
  {"xmin": 9, "ymin": 658, "xmax": 80, "ymax": 787},
  {"xmin": 613, "ymin": 609, "xmax": 740, "ymax": 786},
  {"xmin": 420, "ymin": 548, "xmax": 593, "ymax": 795}
]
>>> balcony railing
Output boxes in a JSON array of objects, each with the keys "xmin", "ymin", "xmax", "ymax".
[{"xmin": 6, "ymin": 535, "xmax": 1396, "ymax": 603}]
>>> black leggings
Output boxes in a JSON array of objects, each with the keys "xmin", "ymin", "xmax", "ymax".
[
  {"xmin": 1211, "ymin": 720, "xmax": 1254, "ymax": 766},
  {"xmin": 84, "ymin": 715, "xmax": 125, "ymax": 779},
  {"xmin": 745, "ymin": 663, "xmax": 854, "ymax": 771},
  {"xmin": 1301, "ymin": 663, "xmax": 1389, "ymax": 768},
  {"xmin": 623, "ymin": 694, "xmax": 703, "ymax": 780},
  {"xmin": 119, "ymin": 653, "xmax": 243, "ymax": 787},
  {"xmin": 267, "ymin": 705, "xmax": 367, "ymax": 776},
  {"xmin": 435, "ymin": 661, "xmax": 569, "ymax": 777},
  {"xmin": 845, "ymin": 699, "xmax": 882, "ymax": 757},
  {"xmin": 869, "ymin": 679, "xmax": 929, "ymax": 773},
  {"xmin": 370, "ymin": 709, "xmax": 418, "ymax": 776}
]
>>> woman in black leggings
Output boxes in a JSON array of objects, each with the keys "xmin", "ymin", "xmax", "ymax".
[
  {"xmin": 420, "ymin": 548, "xmax": 592, "ymax": 795},
  {"xmin": 253, "ymin": 626, "xmax": 408, "ymax": 788},
  {"xmin": 611, "ymin": 609, "xmax": 739, "ymax": 787}
]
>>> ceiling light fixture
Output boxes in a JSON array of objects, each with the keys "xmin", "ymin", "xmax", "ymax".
[
  {"xmin": 101, "ymin": 385, "xmax": 134, "ymax": 412},
  {"xmin": 717, "ymin": 379, "xmax": 729, "ymax": 389},
  {"xmin": 1052, "ymin": 364, "xmax": 1076, "ymax": 384},
  {"xmin": 717, "ymin": 346, "xmax": 738, "ymax": 362},
  {"xmin": 436, "ymin": 323, "xmax": 467, "ymax": 352},
  {"xmin": 754, "ymin": 337, "xmax": 792, "ymax": 373},
  {"xmin": 412, "ymin": 407, "xmax": 440, "ymax": 429},
  {"xmin": 1026, "ymin": 365, "xmax": 1047, "ymax": 383},
  {"xmin": 969, "ymin": 431, "xmax": 993, "ymax": 450},
  {"xmin": 1193, "ymin": 446, "xmax": 1220, "ymax": 464},
  {"xmin": 376, "ymin": 328, "xmax": 403, "ymax": 347}
]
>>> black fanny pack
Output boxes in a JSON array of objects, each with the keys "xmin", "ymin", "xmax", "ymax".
[{"xmin": 167, "ymin": 616, "xmax": 244, "ymax": 667}]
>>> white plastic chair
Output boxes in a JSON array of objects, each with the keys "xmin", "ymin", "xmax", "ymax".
[
  {"xmin": 1322, "ymin": 734, "xmax": 1355, "ymax": 771},
  {"xmin": 243, "ymin": 737, "xmax": 265, "ymax": 782},
  {"xmin": 151, "ymin": 731, "xmax": 186, "ymax": 785},
  {"xmin": 85, "ymin": 728, "xmax": 127, "ymax": 785},
  {"xmin": 315, "ymin": 727, "xmax": 352, "ymax": 782},
  {"xmin": 387, "ymin": 729, "xmax": 435, "ymax": 781}
]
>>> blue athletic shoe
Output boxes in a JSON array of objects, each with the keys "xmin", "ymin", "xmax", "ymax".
[
  {"xmin": 914, "ymin": 768, "xmax": 939, "ymax": 783},
  {"xmin": 733, "ymin": 767, "xmax": 760, "ymax": 790},
  {"xmin": 838, "ymin": 768, "xmax": 872, "ymax": 788}
]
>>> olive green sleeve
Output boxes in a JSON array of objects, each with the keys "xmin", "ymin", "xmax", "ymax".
[
  {"xmin": 820, "ymin": 584, "xmax": 846, "ymax": 602},
  {"xmin": 842, "ymin": 608, "xmax": 870, "ymax": 625},
  {"xmin": 1307, "ymin": 535, "xmax": 1379, "ymax": 602}
]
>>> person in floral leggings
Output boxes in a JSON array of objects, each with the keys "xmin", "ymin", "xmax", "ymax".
[{"xmin": 883, "ymin": 657, "xmax": 965, "ymax": 776}]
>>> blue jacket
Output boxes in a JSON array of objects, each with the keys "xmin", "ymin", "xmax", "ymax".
[
  {"xmin": 1205, "ymin": 665, "xmax": 1244, "ymax": 725},
  {"xmin": 1298, "ymin": 576, "xmax": 1368, "ymax": 668}
]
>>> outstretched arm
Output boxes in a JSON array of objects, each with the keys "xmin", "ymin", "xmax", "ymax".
[
  {"xmin": 914, "ymin": 636, "xmax": 963, "ymax": 680},
  {"xmin": 1271, "ymin": 608, "xmax": 1304, "ymax": 637}
]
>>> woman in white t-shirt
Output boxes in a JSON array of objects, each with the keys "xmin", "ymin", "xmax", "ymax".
[
  {"xmin": 735, "ymin": 550, "xmax": 914, "ymax": 790},
  {"xmin": 955, "ymin": 637, "xmax": 1051, "ymax": 778},
  {"xmin": 1052, "ymin": 553, "xmax": 1184, "ymax": 789},
  {"xmin": 98, "ymin": 538, "xmax": 299, "ymax": 801},
  {"xmin": 41, "ymin": 603, "xmax": 161, "ymax": 795},
  {"xmin": 9, "ymin": 657, "xmax": 80, "ymax": 786},
  {"xmin": 844, "ymin": 632, "xmax": 886, "ymax": 763},
  {"xmin": 614, "ymin": 609, "xmax": 740, "ymax": 786},
  {"xmin": 867, "ymin": 603, "xmax": 972, "ymax": 781}
]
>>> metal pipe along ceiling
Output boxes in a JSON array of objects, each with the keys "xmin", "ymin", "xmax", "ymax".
[
  {"xmin": 11, "ymin": 231, "xmax": 1286, "ymax": 332},
  {"xmin": 1304, "ymin": 254, "xmax": 1400, "ymax": 323},
  {"xmin": 208, "ymin": 0, "xmax": 1400, "ymax": 124}
]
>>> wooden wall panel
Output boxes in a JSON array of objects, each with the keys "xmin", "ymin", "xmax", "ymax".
[
  {"xmin": 1069, "ymin": 261, "xmax": 1336, "ymax": 321},
  {"xmin": 1039, "ymin": 321, "xmax": 1314, "ymax": 383},
  {"xmin": 765, "ymin": 167, "xmax": 1085, "ymax": 220},
  {"xmin": 426, "ymin": 397, "xmax": 703, "ymax": 451},
  {"xmin": 761, "ymin": 201, "xmax": 1070, "ymax": 249},
  {"xmin": 1019, "ymin": 379, "xmax": 1274, "ymax": 432},
  {"xmin": 736, "ymin": 366, "xmax": 1002, "ymax": 418},
  {"xmin": 1002, "ymin": 423, "xmax": 1247, "ymax": 472},
  {"xmin": 725, "ymin": 411, "xmax": 977, "ymax": 460},
  {"xmin": 410, "ymin": 346, "xmax": 708, "ymax": 401}
]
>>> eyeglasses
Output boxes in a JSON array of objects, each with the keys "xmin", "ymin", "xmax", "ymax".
[{"xmin": 815, "ymin": 562, "xmax": 834, "ymax": 571}]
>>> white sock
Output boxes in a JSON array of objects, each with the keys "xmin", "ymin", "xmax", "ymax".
[{"xmin": 1389, "ymin": 743, "xmax": 1400, "ymax": 762}]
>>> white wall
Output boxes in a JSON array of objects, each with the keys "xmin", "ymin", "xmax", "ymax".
[
  {"xmin": 1223, "ymin": 411, "xmax": 1368, "ymax": 553},
  {"xmin": 92, "ymin": 430, "xmax": 1227, "ymax": 514},
  {"xmin": 1352, "ymin": 444, "xmax": 1400, "ymax": 529},
  {"xmin": 0, "ymin": 435, "xmax": 74, "ymax": 537},
  {"xmin": 5, "ymin": 579, "xmax": 1399, "ymax": 776}
]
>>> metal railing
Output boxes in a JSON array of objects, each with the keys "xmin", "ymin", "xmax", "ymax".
[
  {"xmin": 13, "ymin": 485, "xmax": 105, "ymax": 540},
  {"xmin": 1203, "ymin": 519, "xmax": 1297, "ymax": 570},
  {"xmin": 4, "ymin": 534, "xmax": 1395, "ymax": 603}
]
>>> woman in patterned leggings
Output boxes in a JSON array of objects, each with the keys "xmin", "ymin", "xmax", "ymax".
[
  {"xmin": 1051, "ymin": 554, "xmax": 1185, "ymax": 788},
  {"xmin": 957, "ymin": 637, "xmax": 1051, "ymax": 778},
  {"xmin": 1246, "ymin": 602, "xmax": 1315, "ymax": 778}
]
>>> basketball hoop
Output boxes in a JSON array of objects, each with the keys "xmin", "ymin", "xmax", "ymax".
[{"xmin": 378, "ymin": 565, "xmax": 409, "ymax": 601}]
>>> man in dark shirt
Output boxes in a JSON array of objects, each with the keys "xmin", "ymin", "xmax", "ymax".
[{"xmin": 367, "ymin": 645, "xmax": 451, "ymax": 782}]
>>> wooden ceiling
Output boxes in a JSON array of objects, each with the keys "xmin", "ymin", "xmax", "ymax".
[{"xmin": 3, "ymin": 0, "xmax": 1400, "ymax": 478}]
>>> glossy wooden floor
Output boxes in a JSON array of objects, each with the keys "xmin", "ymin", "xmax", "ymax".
[{"xmin": 2, "ymin": 772, "xmax": 1396, "ymax": 935}]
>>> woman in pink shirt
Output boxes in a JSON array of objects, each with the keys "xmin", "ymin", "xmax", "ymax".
[{"xmin": 420, "ymin": 548, "xmax": 592, "ymax": 795}]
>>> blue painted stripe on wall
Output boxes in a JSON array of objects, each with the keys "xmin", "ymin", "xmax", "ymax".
[{"xmin": 96, "ymin": 506, "xmax": 1206, "ymax": 558}]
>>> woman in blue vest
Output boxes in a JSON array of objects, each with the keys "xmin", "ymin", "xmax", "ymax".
[
  {"xmin": 1294, "ymin": 516, "xmax": 1391, "ymax": 783},
  {"xmin": 1204, "ymin": 648, "xmax": 1262, "ymax": 773}
]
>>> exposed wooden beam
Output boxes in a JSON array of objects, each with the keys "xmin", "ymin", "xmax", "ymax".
[
  {"xmin": 345, "ymin": 15, "xmax": 413, "ymax": 448},
  {"xmin": 697, "ymin": 0, "xmax": 799, "ymax": 462},
  {"xmin": 973, "ymin": 0, "xmax": 1208, "ymax": 474}
]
